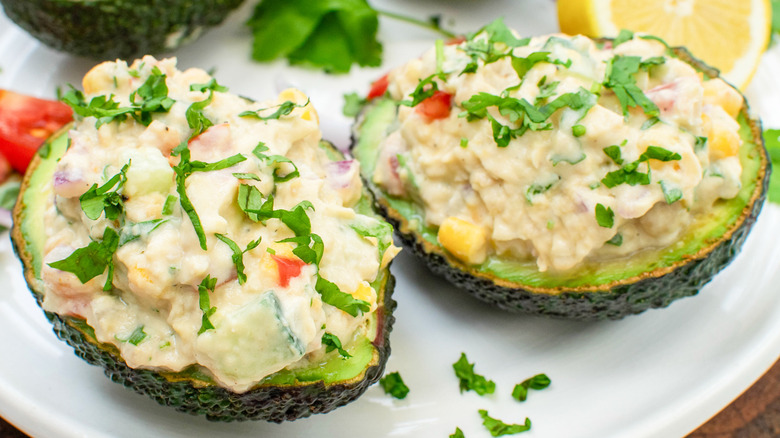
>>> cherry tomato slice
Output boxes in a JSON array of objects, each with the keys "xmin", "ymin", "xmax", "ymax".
[
  {"xmin": 0, "ymin": 89, "xmax": 73, "ymax": 173},
  {"xmin": 271, "ymin": 255, "xmax": 307, "ymax": 288},
  {"xmin": 415, "ymin": 90, "xmax": 452, "ymax": 121},
  {"xmin": 367, "ymin": 74, "xmax": 389, "ymax": 100}
]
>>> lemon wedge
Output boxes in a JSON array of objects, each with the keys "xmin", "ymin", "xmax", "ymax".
[{"xmin": 557, "ymin": 0, "xmax": 771, "ymax": 89}]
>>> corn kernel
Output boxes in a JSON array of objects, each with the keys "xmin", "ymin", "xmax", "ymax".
[
  {"xmin": 703, "ymin": 79, "xmax": 742, "ymax": 119},
  {"xmin": 437, "ymin": 217, "xmax": 488, "ymax": 265},
  {"xmin": 702, "ymin": 112, "xmax": 741, "ymax": 160},
  {"xmin": 351, "ymin": 281, "xmax": 376, "ymax": 307}
]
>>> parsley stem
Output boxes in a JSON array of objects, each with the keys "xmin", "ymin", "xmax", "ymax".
[{"xmin": 374, "ymin": 9, "xmax": 456, "ymax": 38}]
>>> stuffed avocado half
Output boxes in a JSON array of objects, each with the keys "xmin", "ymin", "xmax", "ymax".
[
  {"xmin": 351, "ymin": 23, "xmax": 769, "ymax": 320},
  {"xmin": 12, "ymin": 57, "xmax": 399, "ymax": 421}
]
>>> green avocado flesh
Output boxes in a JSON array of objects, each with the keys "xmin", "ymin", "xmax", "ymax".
[
  {"xmin": 12, "ymin": 128, "xmax": 396, "ymax": 422},
  {"xmin": 0, "ymin": 0, "xmax": 244, "ymax": 59},
  {"xmin": 351, "ymin": 52, "xmax": 769, "ymax": 320}
]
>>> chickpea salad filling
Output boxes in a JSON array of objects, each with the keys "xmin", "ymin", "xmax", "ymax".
[
  {"xmin": 368, "ymin": 22, "xmax": 745, "ymax": 273},
  {"xmin": 39, "ymin": 56, "xmax": 399, "ymax": 393}
]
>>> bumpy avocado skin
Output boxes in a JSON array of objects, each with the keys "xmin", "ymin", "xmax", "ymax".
[
  {"xmin": 352, "ymin": 46, "xmax": 770, "ymax": 321},
  {"xmin": 12, "ymin": 132, "xmax": 397, "ymax": 421},
  {"xmin": 43, "ymin": 274, "xmax": 396, "ymax": 422},
  {"xmin": 0, "ymin": 0, "xmax": 244, "ymax": 59}
]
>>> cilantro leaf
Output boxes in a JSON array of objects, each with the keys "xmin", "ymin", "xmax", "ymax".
[
  {"xmin": 604, "ymin": 55, "xmax": 661, "ymax": 118},
  {"xmin": 161, "ymin": 195, "xmax": 178, "ymax": 216},
  {"xmin": 118, "ymin": 219, "xmax": 167, "ymax": 246},
  {"xmin": 511, "ymin": 373, "xmax": 551, "ymax": 402},
  {"xmin": 60, "ymin": 88, "xmax": 136, "ymax": 127},
  {"xmin": 116, "ymin": 325, "xmax": 147, "ymax": 346},
  {"xmin": 606, "ymin": 233, "xmax": 623, "ymax": 246},
  {"xmin": 640, "ymin": 145, "xmax": 682, "ymax": 162},
  {"xmin": 479, "ymin": 410, "xmax": 532, "ymax": 436},
  {"xmin": 450, "ymin": 428, "xmax": 466, "ymax": 438},
  {"xmin": 239, "ymin": 100, "xmax": 307, "ymax": 121},
  {"xmin": 48, "ymin": 226, "xmax": 119, "ymax": 290},
  {"xmin": 315, "ymin": 276, "xmax": 370, "ymax": 317},
  {"xmin": 185, "ymin": 92, "xmax": 215, "ymax": 138},
  {"xmin": 379, "ymin": 371, "xmax": 410, "ymax": 399},
  {"xmin": 197, "ymin": 275, "xmax": 218, "ymax": 335},
  {"xmin": 595, "ymin": 203, "xmax": 614, "ymax": 228},
  {"xmin": 129, "ymin": 66, "xmax": 176, "ymax": 125},
  {"xmin": 79, "ymin": 162, "xmax": 130, "ymax": 220},
  {"xmin": 603, "ymin": 145, "xmax": 623, "ymax": 164},
  {"xmin": 247, "ymin": 0, "xmax": 382, "ymax": 73},
  {"xmin": 612, "ymin": 29, "xmax": 635, "ymax": 47},
  {"xmin": 343, "ymin": 92, "xmax": 366, "ymax": 117},
  {"xmin": 452, "ymin": 352, "xmax": 495, "ymax": 395},
  {"xmin": 322, "ymin": 332, "xmax": 352, "ymax": 359},
  {"xmin": 190, "ymin": 79, "xmax": 228, "ymax": 93},
  {"xmin": 215, "ymin": 234, "xmax": 260, "ymax": 285},
  {"xmin": 659, "ymin": 180, "xmax": 683, "ymax": 204},
  {"xmin": 251, "ymin": 143, "xmax": 301, "ymax": 183}
]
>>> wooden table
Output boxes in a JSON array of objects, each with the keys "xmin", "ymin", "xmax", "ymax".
[{"xmin": 1, "ymin": 359, "xmax": 779, "ymax": 437}]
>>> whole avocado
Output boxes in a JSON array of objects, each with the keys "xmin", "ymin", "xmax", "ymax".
[{"xmin": 0, "ymin": 0, "xmax": 245, "ymax": 59}]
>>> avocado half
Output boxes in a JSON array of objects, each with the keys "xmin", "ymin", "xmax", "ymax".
[
  {"xmin": 351, "ymin": 46, "xmax": 770, "ymax": 321},
  {"xmin": 0, "ymin": 0, "xmax": 244, "ymax": 60},
  {"xmin": 11, "ymin": 126, "xmax": 396, "ymax": 422}
]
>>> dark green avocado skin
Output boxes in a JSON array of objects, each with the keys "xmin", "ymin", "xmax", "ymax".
[
  {"xmin": 0, "ymin": 0, "xmax": 244, "ymax": 59},
  {"xmin": 380, "ymin": 196, "xmax": 764, "ymax": 320},
  {"xmin": 352, "ymin": 45, "xmax": 770, "ymax": 321},
  {"xmin": 41, "ymin": 274, "xmax": 395, "ymax": 422}
]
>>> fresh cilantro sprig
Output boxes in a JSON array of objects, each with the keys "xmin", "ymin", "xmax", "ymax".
[
  {"xmin": 239, "ymin": 100, "xmax": 308, "ymax": 121},
  {"xmin": 511, "ymin": 373, "xmax": 551, "ymax": 402},
  {"xmin": 601, "ymin": 145, "xmax": 681, "ymax": 188},
  {"xmin": 322, "ymin": 332, "xmax": 352, "ymax": 359},
  {"xmin": 48, "ymin": 226, "xmax": 120, "ymax": 291},
  {"xmin": 595, "ymin": 203, "xmax": 614, "ymax": 228},
  {"xmin": 452, "ymin": 352, "xmax": 496, "ymax": 395},
  {"xmin": 79, "ymin": 163, "xmax": 130, "ymax": 221},
  {"xmin": 129, "ymin": 67, "xmax": 176, "ymax": 125},
  {"xmin": 379, "ymin": 371, "xmax": 410, "ymax": 399},
  {"xmin": 479, "ymin": 410, "xmax": 531, "ymax": 436},
  {"xmin": 197, "ymin": 275, "xmax": 218, "ymax": 335},
  {"xmin": 247, "ymin": 0, "xmax": 453, "ymax": 73}
]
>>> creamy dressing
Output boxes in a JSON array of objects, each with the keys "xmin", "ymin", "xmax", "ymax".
[
  {"xmin": 373, "ymin": 31, "xmax": 743, "ymax": 272},
  {"xmin": 40, "ymin": 57, "xmax": 398, "ymax": 392}
]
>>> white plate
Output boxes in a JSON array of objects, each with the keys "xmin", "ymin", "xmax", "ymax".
[{"xmin": 1, "ymin": 1, "xmax": 779, "ymax": 437}]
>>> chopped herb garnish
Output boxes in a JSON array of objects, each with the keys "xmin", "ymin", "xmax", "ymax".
[
  {"xmin": 197, "ymin": 275, "xmax": 218, "ymax": 335},
  {"xmin": 511, "ymin": 373, "xmax": 551, "ymax": 402},
  {"xmin": 659, "ymin": 180, "xmax": 683, "ymax": 204},
  {"xmin": 60, "ymin": 88, "xmax": 136, "ymax": 127},
  {"xmin": 379, "ymin": 371, "xmax": 410, "ymax": 399},
  {"xmin": 48, "ymin": 226, "xmax": 120, "ymax": 291},
  {"xmin": 232, "ymin": 172, "xmax": 262, "ymax": 181},
  {"xmin": 252, "ymin": 143, "xmax": 300, "ymax": 182},
  {"xmin": 641, "ymin": 117, "xmax": 661, "ymax": 130},
  {"xmin": 479, "ymin": 410, "xmax": 532, "ymax": 436},
  {"xmin": 595, "ymin": 203, "xmax": 614, "ymax": 228},
  {"xmin": 184, "ymin": 92, "xmax": 215, "ymax": 138},
  {"xmin": 315, "ymin": 276, "xmax": 370, "ymax": 317},
  {"xmin": 343, "ymin": 92, "xmax": 366, "ymax": 117},
  {"xmin": 125, "ymin": 326, "xmax": 148, "ymax": 346},
  {"xmin": 460, "ymin": 138, "xmax": 469, "ymax": 148},
  {"xmin": 641, "ymin": 145, "xmax": 682, "ymax": 162},
  {"xmin": 161, "ymin": 194, "xmax": 177, "ymax": 216},
  {"xmin": 450, "ymin": 427, "xmax": 466, "ymax": 438},
  {"xmin": 453, "ymin": 352, "xmax": 495, "ymax": 395},
  {"xmin": 118, "ymin": 219, "xmax": 167, "ymax": 246},
  {"xmin": 603, "ymin": 55, "xmax": 662, "ymax": 118},
  {"xmin": 401, "ymin": 72, "xmax": 447, "ymax": 107},
  {"xmin": 129, "ymin": 66, "xmax": 176, "ymax": 126},
  {"xmin": 603, "ymin": 145, "xmax": 623, "ymax": 165},
  {"xmin": 458, "ymin": 17, "xmax": 529, "ymax": 75},
  {"xmin": 601, "ymin": 145, "xmax": 681, "ymax": 188},
  {"xmin": 606, "ymin": 233, "xmax": 623, "ymax": 246},
  {"xmin": 239, "ymin": 100, "xmax": 308, "ymax": 121},
  {"xmin": 322, "ymin": 332, "xmax": 352, "ymax": 359},
  {"xmin": 190, "ymin": 78, "xmax": 228, "ymax": 93},
  {"xmin": 79, "ymin": 162, "xmax": 130, "ymax": 220},
  {"xmin": 694, "ymin": 136, "xmax": 708, "ymax": 153},
  {"xmin": 525, "ymin": 179, "xmax": 558, "ymax": 204},
  {"xmin": 215, "ymin": 234, "xmax": 261, "ymax": 285}
]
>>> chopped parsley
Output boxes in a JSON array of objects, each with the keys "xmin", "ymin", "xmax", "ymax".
[
  {"xmin": 694, "ymin": 136, "xmax": 708, "ymax": 153},
  {"xmin": 659, "ymin": 180, "xmax": 683, "ymax": 204},
  {"xmin": 379, "ymin": 371, "xmax": 410, "ymax": 399},
  {"xmin": 197, "ymin": 275, "xmax": 218, "ymax": 335},
  {"xmin": 479, "ymin": 410, "xmax": 531, "ymax": 436},
  {"xmin": 450, "ymin": 428, "xmax": 466, "ymax": 438},
  {"xmin": 239, "ymin": 100, "xmax": 308, "ymax": 121},
  {"xmin": 603, "ymin": 145, "xmax": 623, "ymax": 165},
  {"xmin": 511, "ymin": 373, "xmax": 551, "ymax": 402},
  {"xmin": 252, "ymin": 143, "xmax": 300, "ymax": 183},
  {"xmin": 595, "ymin": 203, "xmax": 614, "ymax": 228},
  {"xmin": 315, "ymin": 276, "xmax": 370, "ymax": 317},
  {"xmin": 603, "ymin": 55, "xmax": 663, "ymax": 118},
  {"xmin": 215, "ymin": 234, "xmax": 261, "ymax": 285},
  {"xmin": 525, "ymin": 178, "xmax": 558, "ymax": 204},
  {"xmin": 129, "ymin": 66, "xmax": 176, "ymax": 126},
  {"xmin": 601, "ymin": 145, "xmax": 681, "ymax": 188},
  {"xmin": 511, "ymin": 51, "xmax": 570, "ymax": 80},
  {"xmin": 117, "ymin": 325, "xmax": 147, "ymax": 346},
  {"xmin": 118, "ymin": 219, "xmax": 167, "ymax": 246},
  {"xmin": 190, "ymin": 78, "xmax": 228, "ymax": 93},
  {"xmin": 184, "ymin": 92, "xmax": 215, "ymax": 138},
  {"xmin": 452, "ymin": 352, "xmax": 496, "ymax": 396},
  {"xmin": 79, "ymin": 162, "xmax": 130, "ymax": 221},
  {"xmin": 459, "ymin": 18, "xmax": 529, "ymax": 74},
  {"xmin": 161, "ymin": 195, "xmax": 178, "ymax": 215},
  {"xmin": 60, "ymin": 89, "xmax": 136, "ymax": 128},
  {"xmin": 48, "ymin": 226, "xmax": 120, "ymax": 291},
  {"xmin": 322, "ymin": 332, "xmax": 352, "ymax": 359},
  {"xmin": 401, "ymin": 72, "xmax": 447, "ymax": 107}
]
